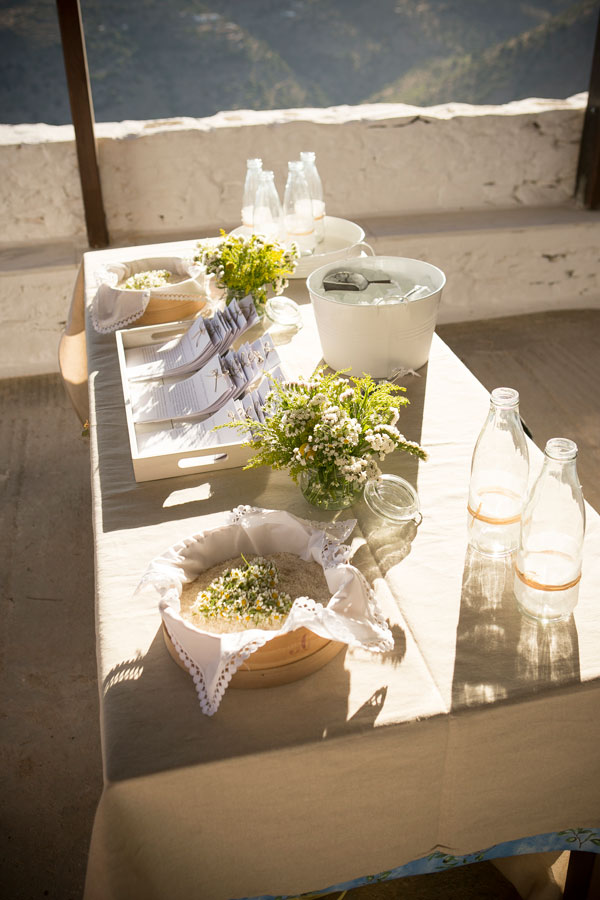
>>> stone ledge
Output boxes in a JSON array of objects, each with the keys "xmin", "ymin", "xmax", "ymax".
[
  {"xmin": 365, "ymin": 210, "xmax": 600, "ymax": 323},
  {"xmin": 0, "ymin": 240, "xmax": 89, "ymax": 274},
  {"xmin": 0, "ymin": 94, "xmax": 586, "ymax": 144},
  {"xmin": 0, "ymin": 94, "xmax": 587, "ymax": 245},
  {"xmin": 363, "ymin": 205, "xmax": 599, "ymax": 238},
  {"xmin": 2, "ymin": 205, "xmax": 597, "ymax": 274}
]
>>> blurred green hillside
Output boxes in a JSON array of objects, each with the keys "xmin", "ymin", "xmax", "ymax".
[
  {"xmin": 0, "ymin": 0, "xmax": 597, "ymax": 124},
  {"xmin": 368, "ymin": 0, "xmax": 600, "ymax": 105}
]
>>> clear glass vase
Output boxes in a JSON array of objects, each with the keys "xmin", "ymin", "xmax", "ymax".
[
  {"xmin": 300, "ymin": 469, "xmax": 362, "ymax": 510},
  {"xmin": 467, "ymin": 387, "xmax": 529, "ymax": 557},
  {"xmin": 515, "ymin": 438, "xmax": 585, "ymax": 623}
]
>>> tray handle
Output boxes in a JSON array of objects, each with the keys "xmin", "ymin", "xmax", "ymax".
[{"xmin": 178, "ymin": 453, "xmax": 228, "ymax": 470}]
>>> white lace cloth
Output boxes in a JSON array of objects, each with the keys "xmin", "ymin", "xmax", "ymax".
[
  {"xmin": 136, "ymin": 506, "xmax": 394, "ymax": 715},
  {"xmin": 92, "ymin": 255, "xmax": 226, "ymax": 333}
]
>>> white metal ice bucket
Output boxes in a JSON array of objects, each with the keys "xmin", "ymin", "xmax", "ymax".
[{"xmin": 307, "ymin": 256, "xmax": 446, "ymax": 379}]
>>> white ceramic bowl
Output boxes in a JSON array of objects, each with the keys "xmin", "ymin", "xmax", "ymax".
[{"xmin": 230, "ymin": 217, "xmax": 371, "ymax": 279}]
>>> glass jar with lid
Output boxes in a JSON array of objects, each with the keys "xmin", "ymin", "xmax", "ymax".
[{"xmin": 364, "ymin": 474, "xmax": 422, "ymax": 526}]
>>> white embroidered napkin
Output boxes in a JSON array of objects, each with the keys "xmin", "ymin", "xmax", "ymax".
[
  {"xmin": 135, "ymin": 506, "xmax": 393, "ymax": 715},
  {"xmin": 92, "ymin": 256, "xmax": 225, "ymax": 333}
]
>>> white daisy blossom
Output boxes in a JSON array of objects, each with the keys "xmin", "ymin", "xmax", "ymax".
[
  {"xmin": 340, "ymin": 456, "xmax": 369, "ymax": 484},
  {"xmin": 224, "ymin": 367, "xmax": 427, "ymax": 504},
  {"xmin": 364, "ymin": 428, "xmax": 396, "ymax": 455},
  {"xmin": 375, "ymin": 423, "xmax": 399, "ymax": 436},
  {"xmin": 322, "ymin": 404, "xmax": 341, "ymax": 425}
]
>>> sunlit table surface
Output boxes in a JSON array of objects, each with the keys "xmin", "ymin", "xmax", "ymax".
[{"xmin": 81, "ymin": 241, "xmax": 600, "ymax": 900}]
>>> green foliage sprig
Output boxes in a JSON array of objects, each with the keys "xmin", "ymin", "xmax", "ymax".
[
  {"xmin": 224, "ymin": 367, "xmax": 427, "ymax": 491},
  {"xmin": 195, "ymin": 231, "xmax": 298, "ymax": 313}
]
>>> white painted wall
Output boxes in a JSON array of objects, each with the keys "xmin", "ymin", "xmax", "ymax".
[
  {"xmin": 1, "ymin": 93, "xmax": 599, "ymax": 378},
  {"xmin": 0, "ymin": 94, "xmax": 588, "ymax": 245}
]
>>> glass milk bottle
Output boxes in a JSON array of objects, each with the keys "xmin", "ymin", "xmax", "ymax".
[
  {"xmin": 300, "ymin": 151, "xmax": 326, "ymax": 244},
  {"xmin": 241, "ymin": 158, "xmax": 262, "ymax": 229},
  {"xmin": 467, "ymin": 387, "xmax": 529, "ymax": 556},
  {"xmin": 283, "ymin": 161, "xmax": 316, "ymax": 255},
  {"xmin": 515, "ymin": 438, "xmax": 585, "ymax": 622},
  {"xmin": 253, "ymin": 170, "xmax": 283, "ymax": 242}
]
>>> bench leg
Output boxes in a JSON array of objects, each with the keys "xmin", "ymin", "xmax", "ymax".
[{"xmin": 563, "ymin": 851, "xmax": 600, "ymax": 899}]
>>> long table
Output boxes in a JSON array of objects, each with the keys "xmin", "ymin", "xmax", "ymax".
[{"xmin": 82, "ymin": 241, "xmax": 600, "ymax": 900}]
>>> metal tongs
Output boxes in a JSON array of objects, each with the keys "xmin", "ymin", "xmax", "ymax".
[{"xmin": 322, "ymin": 269, "xmax": 393, "ymax": 292}]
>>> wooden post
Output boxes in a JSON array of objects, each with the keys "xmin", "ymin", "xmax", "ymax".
[
  {"xmin": 576, "ymin": 9, "xmax": 600, "ymax": 209},
  {"xmin": 564, "ymin": 851, "xmax": 600, "ymax": 900},
  {"xmin": 56, "ymin": 0, "xmax": 109, "ymax": 247}
]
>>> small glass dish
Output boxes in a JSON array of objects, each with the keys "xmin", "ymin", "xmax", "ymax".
[
  {"xmin": 363, "ymin": 474, "xmax": 422, "ymax": 525},
  {"xmin": 265, "ymin": 296, "xmax": 302, "ymax": 328}
]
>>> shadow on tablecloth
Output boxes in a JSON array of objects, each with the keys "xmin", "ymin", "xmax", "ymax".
[
  {"xmin": 451, "ymin": 546, "xmax": 581, "ymax": 710},
  {"xmin": 101, "ymin": 623, "xmax": 401, "ymax": 781}
]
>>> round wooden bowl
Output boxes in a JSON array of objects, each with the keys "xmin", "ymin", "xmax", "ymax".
[
  {"xmin": 136, "ymin": 296, "xmax": 207, "ymax": 326},
  {"xmin": 162, "ymin": 623, "xmax": 345, "ymax": 689}
]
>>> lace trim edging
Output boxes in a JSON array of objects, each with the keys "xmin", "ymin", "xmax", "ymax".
[
  {"xmin": 91, "ymin": 305, "xmax": 147, "ymax": 334},
  {"xmin": 166, "ymin": 626, "xmax": 271, "ymax": 715}
]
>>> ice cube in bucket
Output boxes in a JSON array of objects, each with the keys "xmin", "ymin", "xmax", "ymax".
[{"xmin": 306, "ymin": 256, "xmax": 446, "ymax": 378}]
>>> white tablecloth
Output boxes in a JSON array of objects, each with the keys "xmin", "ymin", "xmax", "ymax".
[{"xmin": 82, "ymin": 241, "xmax": 600, "ymax": 900}]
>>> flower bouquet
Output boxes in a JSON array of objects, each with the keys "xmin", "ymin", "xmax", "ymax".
[
  {"xmin": 195, "ymin": 231, "xmax": 298, "ymax": 315},
  {"xmin": 227, "ymin": 368, "xmax": 427, "ymax": 509}
]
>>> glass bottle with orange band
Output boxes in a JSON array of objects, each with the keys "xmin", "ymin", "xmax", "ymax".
[
  {"xmin": 515, "ymin": 438, "xmax": 585, "ymax": 622},
  {"xmin": 467, "ymin": 387, "xmax": 529, "ymax": 557}
]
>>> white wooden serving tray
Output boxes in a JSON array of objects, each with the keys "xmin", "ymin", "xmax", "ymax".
[{"xmin": 116, "ymin": 319, "xmax": 255, "ymax": 482}]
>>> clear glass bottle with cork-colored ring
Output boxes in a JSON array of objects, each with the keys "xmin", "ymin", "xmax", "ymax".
[
  {"xmin": 515, "ymin": 437, "xmax": 585, "ymax": 622},
  {"xmin": 467, "ymin": 387, "xmax": 529, "ymax": 557}
]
